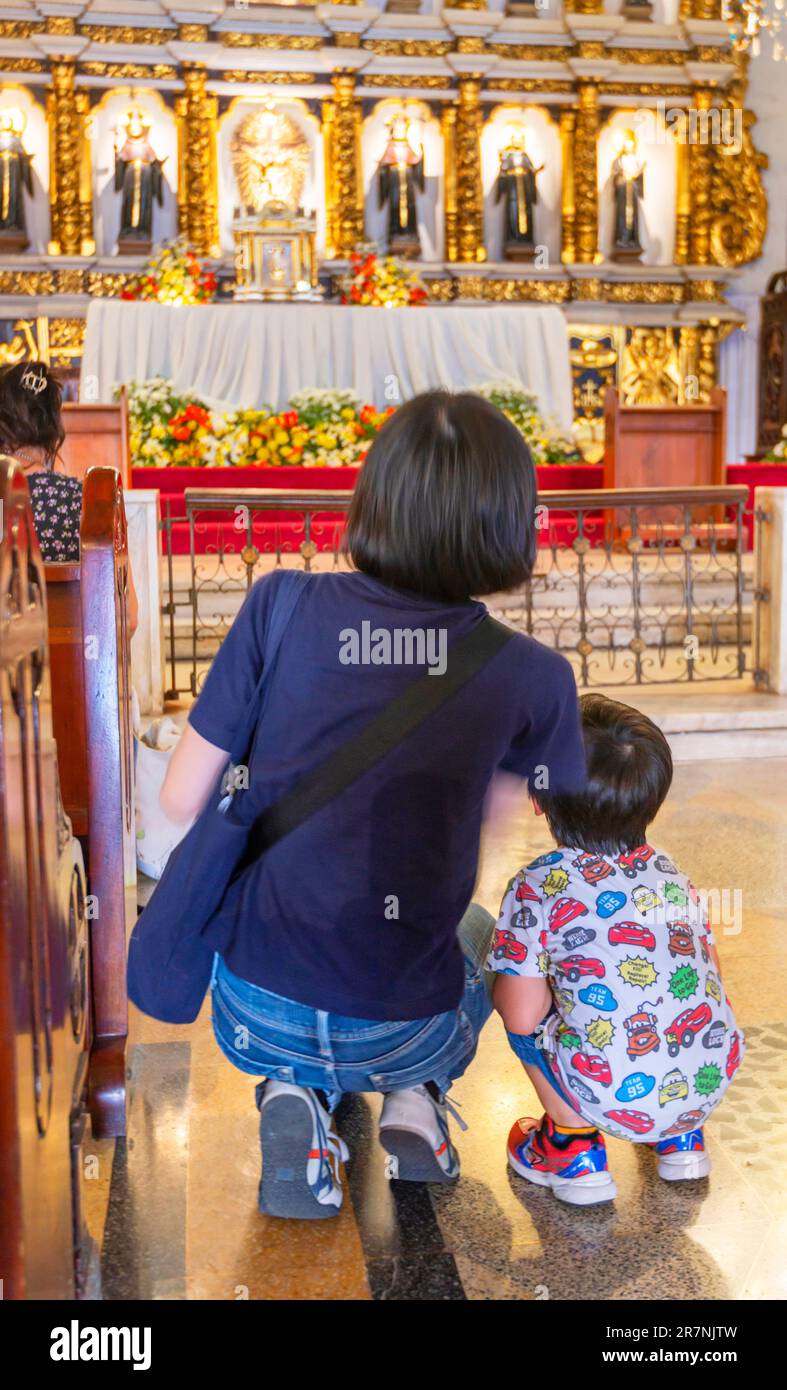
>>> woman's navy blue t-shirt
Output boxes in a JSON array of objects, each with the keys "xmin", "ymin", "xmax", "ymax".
[{"xmin": 189, "ymin": 569, "xmax": 585, "ymax": 1021}]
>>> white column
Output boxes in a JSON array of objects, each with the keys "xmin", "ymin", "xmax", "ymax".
[
  {"xmin": 753, "ymin": 486, "xmax": 787, "ymax": 694},
  {"xmin": 126, "ymin": 489, "xmax": 164, "ymax": 716}
]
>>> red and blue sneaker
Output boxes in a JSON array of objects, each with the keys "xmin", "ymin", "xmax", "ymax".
[
  {"xmin": 507, "ymin": 1115, "xmax": 617, "ymax": 1206},
  {"xmin": 652, "ymin": 1128, "xmax": 711, "ymax": 1182}
]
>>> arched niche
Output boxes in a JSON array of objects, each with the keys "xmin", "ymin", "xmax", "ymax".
[
  {"xmin": 0, "ymin": 84, "xmax": 50, "ymax": 253},
  {"xmin": 481, "ymin": 104, "xmax": 562, "ymax": 267},
  {"xmin": 598, "ymin": 0, "xmax": 679, "ymax": 18},
  {"xmin": 361, "ymin": 99, "xmax": 444, "ymax": 262},
  {"xmin": 598, "ymin": 106, "xmax": 678, "ymax": 266},
  {"xmin": 217, "ymin": 96, "xmax": 325, "ymax": 256},
  {"xmin": 87, "ymin": 89, "xmax": 178, "ymax": 256}
]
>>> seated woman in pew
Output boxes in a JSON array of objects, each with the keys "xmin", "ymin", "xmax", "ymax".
[{"xmin": 0, "ymin": 359, "xmax": 137, "ymax": 630}]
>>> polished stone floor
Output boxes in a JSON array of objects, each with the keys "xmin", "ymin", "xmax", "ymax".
[{"xmin": 89, "ymin": 757, "xmax": 787, "ymax": 1301}]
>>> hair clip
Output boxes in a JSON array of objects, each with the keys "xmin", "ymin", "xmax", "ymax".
[{"xmin": 21, "ymin": 367, "xmax": 47, "ymax": 396}]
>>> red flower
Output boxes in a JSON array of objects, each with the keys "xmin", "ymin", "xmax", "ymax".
[{"xmin": 281, "ymin": 410, "xmax": 299, "ymax": 429}]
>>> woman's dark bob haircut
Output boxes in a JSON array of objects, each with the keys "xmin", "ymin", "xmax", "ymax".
[
  {"xmin": 537, "ymin": 693, "xmax": 674, "ymax": 857},
  {"xmin": 0, "ymin": 360, "xmax": 65, "ymax": 462},
  {"xmin": 345, "ymin": 389, "xmax": 538, "ymax": 602}
]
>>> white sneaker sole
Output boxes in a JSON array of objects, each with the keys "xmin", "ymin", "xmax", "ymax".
[
  {"xmin": 507, "ymin": 1147, "xmax": 617, "ymax": 1206},
  {"xmin": 259, "ymin": 1094, "xmax": 343, "ymax": 1220},
  {"xmin": 657, "ymin": 1151, "xmax": 711, "ymax": 1182},
  {"xmin": 379, "ymin": 1125, "xmax": 460, "ymax": 1183}
]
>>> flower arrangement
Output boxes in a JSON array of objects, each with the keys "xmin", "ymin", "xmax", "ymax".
[
  {"xmin": 764, "ymin": 424, "xmax": 787, "ymax": 462},
  {"xmin": 340, "ymin": 246, "xmax": 428, "ymax": 308},
  {"xmin": 120, "ymin": 238, "xmax": 217, "ymax": 305},
  {"xmin": 126, "ymin": 380, "xmax": 393, "ymax": 469},
  {"xmin": 473, "ymin": 380, "xmax": 582, "ymax": 467},
  {"xmin": 122, "ymin": 377, "xmax": 215, "ymax": 467},
  {"xmin": 126, "ymin": 378, "xmax": 579, "ymax": 470}
]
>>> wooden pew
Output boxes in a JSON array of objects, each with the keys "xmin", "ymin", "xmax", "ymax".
[
  {"xmin": 61, "ymin": 390, "xmax": 130, "ymax": 488},
  {"xmin": 0, "ymin": 457, "xmax": 91, "ymax": 1298},
  {"xmin": 44, "ymin": 467, "xmax": 134, "ymax": 1140}
]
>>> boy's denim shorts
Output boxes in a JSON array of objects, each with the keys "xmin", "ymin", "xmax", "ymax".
[
  {"xmin": 211, "ymin": 903, "xmax": 496, "ymax": 1110},
  {"xmin": 506, "ymin": 1018, "xmax": 574, "ymax": 1106}
]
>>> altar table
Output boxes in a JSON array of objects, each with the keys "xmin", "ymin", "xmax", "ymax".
[{"xmin": 82, "ymin": 299, "xmax": 574, "ymax": 431}]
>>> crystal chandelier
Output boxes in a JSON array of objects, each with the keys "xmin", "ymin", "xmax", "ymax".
[{"xmin": 725, "ymin": 0, "xmax": 787, "ymax": 58}]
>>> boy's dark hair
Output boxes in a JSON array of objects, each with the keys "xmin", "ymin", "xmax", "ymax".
[
  {"xmin": 345, "ymin": 389, "xmax": 538, "ymax": 602},
  {"xmin": 0, "ymin": 360, "xmax": 65, "ymax": 462},
  {"xmin": 537, "ymin": 693, "xmax": 673, "ymax": 856}
]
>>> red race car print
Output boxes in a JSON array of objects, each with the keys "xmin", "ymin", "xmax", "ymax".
[
  {"xmin": 726, "ymin": 1030, "xmax": 742, "ymax": 1080},
  {"xmin": 616, "ymin": 845, "xmax": 655, "ymax": 879},
  {"xmin": 665, "ymin": 1003, "xmax": 713, "ymax": 1057},
  {"xmin": 492, "ymin": 928, "xmax": 527, "ymax": 966},
  {"xmin": 571, "ymin": 1052, "xmax": 612, "ymax": 1086},
  {"xmin": 608, "ymin": 922, "xmax": 656, "ymax": 951},
  {"xmin": 603, "ymin": 1108, "xmax": 654, "ymax": 1135},
  {"xmin": 573, "ymin": 852, "xmax": 616, "ymax": 886},
  {"xmin": 555, "ymin": 955, "xmax": 605, "ymax": 983},
  {"xmin": 515, "ymin": 876, "xmax": 540, "ymax": 904},
  {"xmin": 548, "ymin": 897, "xmax": 589, "ymax": 934}
]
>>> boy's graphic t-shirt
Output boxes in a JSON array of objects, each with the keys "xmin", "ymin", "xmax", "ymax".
[{"xmin": 486, "ymin": 844, "xmax": 744, "ymax": 1143}]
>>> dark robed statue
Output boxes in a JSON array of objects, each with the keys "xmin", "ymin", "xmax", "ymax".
[
  {"xmin": 0, "ymin": 108, "xmax": 34, "ymax": 252},
  {"xmin": 114, "ymin": 108, "xmax": 165, "ymax": 255},
  {"xmin": 495, "ymin": 127, "xmax": 542, "ymax": 262},
  {"xmin": 611, "ymin": 128, "xmax": 645, "ymax": 261},
  {"xmin": 376, "ymin": 113, "xmax": 424, "ymax": 259}
]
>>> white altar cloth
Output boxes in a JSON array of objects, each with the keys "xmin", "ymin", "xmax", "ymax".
[{"xmin": 81, "ymin": 300, "xmax": 573, "ymax": 430}]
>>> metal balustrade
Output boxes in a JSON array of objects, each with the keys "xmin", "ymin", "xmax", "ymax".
[{"xmin": 158, "ymin": 484, "xmax": 755, "ymax": 698}]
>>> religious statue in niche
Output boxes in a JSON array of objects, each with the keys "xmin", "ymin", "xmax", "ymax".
[
  {"xmin": 230, "ymin": 105, "xmax": 310, "ymax": 216},
  {"xmin": 376, "ymin": 112, "xmax": 424, "ymax": 259},
  {"xmin": 621, "ymin": 329, "xmax": 682, "ymax": 406},
  {"xmin": 114, "ymin": 109, "xmax": 165, "ymax": 255},
  {"xmin": 495, "ymin": 125, "xmax": 543, "ymax": 262},
  {"xmin": 0, "ymin": 108, "xmax": 34, "ymax": 252},
  {"xmin": 611, "ymin": 129, "xmax": 645, "ymax": 262}
]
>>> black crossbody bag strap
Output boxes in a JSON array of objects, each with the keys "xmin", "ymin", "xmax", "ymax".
[{"xmin": 256, "ymin": 613, "xmax": 514, "ymax": 851}]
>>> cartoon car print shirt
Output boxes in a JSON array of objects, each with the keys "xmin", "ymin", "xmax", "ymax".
[{"xmin": 486, "ymin": 845, "xmax": 744, "ymax": 1143}]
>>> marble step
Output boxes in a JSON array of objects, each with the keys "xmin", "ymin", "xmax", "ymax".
[{"xmin": 607, "ymin": 684, "xmax": 787, "ymax": 762}]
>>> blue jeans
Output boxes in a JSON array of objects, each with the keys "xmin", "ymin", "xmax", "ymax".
[
  {"xmin": 211, "ymin": 903, "xmax": 496, "ymax": 1111},
  {"xmin": 506, "ymin": 1014, "xmax": 574, "ymax": 1107}
]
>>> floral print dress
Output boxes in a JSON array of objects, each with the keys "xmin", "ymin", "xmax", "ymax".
[{"xmin": 28, "ymin": 471, "xmax": 83, "ymax": 563}]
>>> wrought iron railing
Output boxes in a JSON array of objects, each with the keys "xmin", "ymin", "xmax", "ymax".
[{"xmin": 159, "ymin": 484, "xmax": 753, "ymax": 697}]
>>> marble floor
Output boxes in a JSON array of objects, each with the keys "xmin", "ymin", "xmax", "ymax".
[{"xmin": 89, "ymin": 756, "xmax": 787, "ymax": 1301}]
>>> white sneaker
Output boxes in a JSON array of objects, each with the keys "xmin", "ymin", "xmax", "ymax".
[
  {"xmin": 257, "ymin": 1081, "xmax": 349, "ymax": 1219},
  {"xmin": 378, "ymin": 1085, "xmax": 462, "ymax": 1183},
  {"xmin": 652, "ymin": 1128, "xmax": 712, "ymax": 1182}
]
